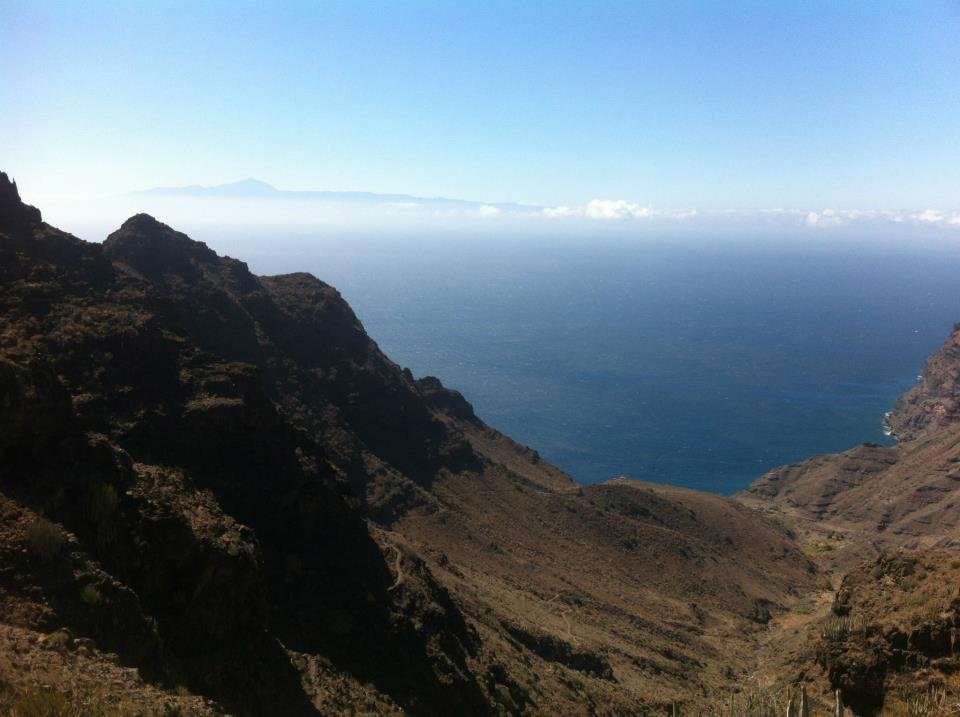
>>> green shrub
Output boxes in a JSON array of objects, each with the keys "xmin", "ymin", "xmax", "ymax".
[
  {"xmin": 25, "ymin": 519, "xmax": 65, "ymax": 562},
  {"xmin": 900, "ymin": 575, "xmax": 919, "ymax": 592},
  {"xmin": 79, "ymin": 584, "xmax": 101, "ymax": 606},
  {"xmin": 803, "ymin": 539, "xmax": 836, "ymax": 558}
]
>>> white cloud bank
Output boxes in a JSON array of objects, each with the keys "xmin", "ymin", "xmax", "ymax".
[
  {"xmin": 429, "ymin": 204, "xmax": 505, "ymax": 219},
  {"xmin": 542, "ymin": 199, "xmax": 695, "ymax": 221},
  {"xmin": 538, "ymin": 200, "xmax": 960, "ymax": 229},
  {"xmin": 802, "ymin": 208, "xmax": 960, "ymax": 229}
]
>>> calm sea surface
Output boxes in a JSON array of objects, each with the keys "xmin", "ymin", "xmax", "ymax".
[{"xmin": 213, "ymin": 233, "xmax": 960, "ymax": 494}]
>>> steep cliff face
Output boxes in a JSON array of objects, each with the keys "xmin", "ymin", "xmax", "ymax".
[
  {"xmin": 0, "ymin": 172, "xmax": 817, "ymax": 714},
  {"xmin": 887, "ymin": 325, "xmax": 960, "ymax": 441}
]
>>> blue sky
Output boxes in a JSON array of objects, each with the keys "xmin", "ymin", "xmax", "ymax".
[{"xmin": 3, "ymin": 0, "xmax": 959, "ymax": 214}]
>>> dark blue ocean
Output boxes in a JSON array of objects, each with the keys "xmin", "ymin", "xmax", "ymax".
[{"xmin": 214, "ymin": 233, "xmax": 960, "ymax": 494}]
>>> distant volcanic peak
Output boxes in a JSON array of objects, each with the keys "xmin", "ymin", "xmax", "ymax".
[
  {"xmin": 134, "ymin": 178, "xmax": 279, "ymax": 197},
  {"xmin": 0, "ymin": 170, "xmax": 42, "ymax": 231},
  {"xmin": 131, "ymin": 178, "xmax": 533, "ymax": 211},
  {"xmin": 221, "ymin": 178, "xmax": 277, "ymax": 193}
]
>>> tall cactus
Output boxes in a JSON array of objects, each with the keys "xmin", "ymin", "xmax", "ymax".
[{"xmin": 785, "ymin": 684, "xmax": 809, "ymax": 717}]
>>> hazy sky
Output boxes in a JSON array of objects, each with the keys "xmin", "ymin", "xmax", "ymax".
[{"xmin": 3, "ymin": 0, "xmax": 959, "ymax": 215}]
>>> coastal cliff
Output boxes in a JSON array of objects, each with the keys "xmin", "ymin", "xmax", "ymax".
[{"xmin": 739, "ymin": 320, "xmax": 960, "ymax": 712}]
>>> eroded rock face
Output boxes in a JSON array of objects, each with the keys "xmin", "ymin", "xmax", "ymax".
[
  {"xmin": 816, "ymin": 551, "xmax": 960, "ymax": 715},
  {"xmin": 888, "ymin": 324, "xmax": 960, "ymax": 441}
]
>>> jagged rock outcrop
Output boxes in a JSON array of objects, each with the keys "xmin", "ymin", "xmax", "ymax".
[
  {"xmin": 888, "ymin": 324, "xmax": 960, "ymax": 441},
  {"xmin": 0, "ymin": 173, "xmax": 41, "ymax": 233},
  {"xmin": 807, "ymin": 551, "xmax": 960, "ymax": 715}
]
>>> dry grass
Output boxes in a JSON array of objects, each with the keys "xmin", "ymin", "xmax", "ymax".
[
  {"xmin": 0, "ymin": 681, "xmax": 193, "ymax": 717},
  {"xmin": 25, "ymin": 519, "xmax": 65, "ymax": 563},
  {"xmin": 883, "ymin": 686, "xmax": 959, "ymax": 716},
  {"xmin": 7, "ymin": 686, "xmax": 83, "ymax": 717}
]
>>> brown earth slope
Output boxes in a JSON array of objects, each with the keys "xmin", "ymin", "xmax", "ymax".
[
  {"xmin": 740, "ymin": 323, "xmax": 960, "ymax": 713},
  {"xmin": 0, "ymin": 172, "xmax": 819, "ymax": 714}
]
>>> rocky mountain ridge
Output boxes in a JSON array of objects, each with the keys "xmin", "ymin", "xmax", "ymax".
[{"xmin": 0, "ymin": 173, "xmax": 819, "ymax": 714}]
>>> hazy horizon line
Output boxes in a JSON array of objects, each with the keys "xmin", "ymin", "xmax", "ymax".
[{"xmin": 10, "ymin": 171, "xmax": 960, "ymax": 237}]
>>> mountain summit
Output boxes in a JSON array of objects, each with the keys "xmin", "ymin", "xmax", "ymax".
[{"xmin": 0, "ymin": 171, "xmax": 42, "ymax": 231}]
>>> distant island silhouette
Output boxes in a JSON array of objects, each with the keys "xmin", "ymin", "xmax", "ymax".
[{"xmin": 133, "ymin": 178, "xmax": 537, "ymax": 212}]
